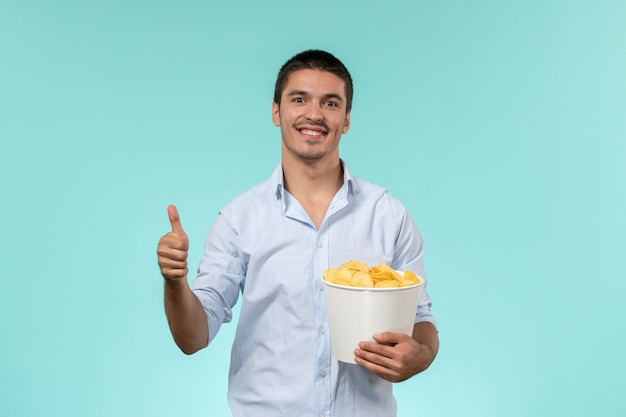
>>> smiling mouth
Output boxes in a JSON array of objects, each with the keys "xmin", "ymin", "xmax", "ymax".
[{"xmin": 299, "ymin": 128, "xmax": 327, "ymax": 137}]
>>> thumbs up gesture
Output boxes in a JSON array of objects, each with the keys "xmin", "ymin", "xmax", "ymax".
[{"xmin": 157, "ymin": 205, "xmax": 190, "ymax": 281}]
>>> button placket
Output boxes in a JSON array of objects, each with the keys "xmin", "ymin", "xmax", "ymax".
[{"xmin": 313, "ymin": 225, "xmax": 331, "ymax": 417}]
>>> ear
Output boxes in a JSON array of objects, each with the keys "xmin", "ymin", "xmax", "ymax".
[
  {"xmin": 272, "ymin": 102, "xmax": 280, "ymax": 127},
  {"xmin": 342, "ymin": 111, "xmax": 351, "ymax": 134}
]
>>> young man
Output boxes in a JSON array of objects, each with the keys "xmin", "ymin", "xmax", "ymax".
[{"xmin": 157, "ymin": 50, "xmax": 438, "ymax": 417}]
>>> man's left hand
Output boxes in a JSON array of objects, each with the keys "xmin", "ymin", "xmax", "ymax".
[{"xmin": 354, "ymin": 323, "xmax": 438, "ymax": 382}]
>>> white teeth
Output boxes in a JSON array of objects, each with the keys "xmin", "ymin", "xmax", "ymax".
[{"xmin": 301, "ymin": 129, "xmax": 325, "ymax": 136}]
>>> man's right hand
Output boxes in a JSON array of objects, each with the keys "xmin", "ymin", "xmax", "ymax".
[{"xmin": 157, "ymin": 205, "xmax": 190, "ymax": 281}]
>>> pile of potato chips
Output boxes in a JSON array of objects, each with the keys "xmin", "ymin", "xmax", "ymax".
[{"xmin": 323, "ymin": 261, "xmax": 420, "ymax": 288}]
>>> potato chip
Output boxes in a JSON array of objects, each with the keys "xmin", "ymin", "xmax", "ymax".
[
  {"xmin": 370, "ymin": 263, "xmax": 403, "ymax": 282},
  {"xmin": 374, "ymin": 280, "xmax": 400, "ymax": 288},
  {"xmin": 323, "ymin": 261, "xmax": 420, "ymax": 288},
  {"xmin": 342, "ymin": 260, "xmax": 369, "ymax": 273},
  {"xmin": 333, "ymin": 268, "xmax": 354, "ymax": 286},
  {"xmin": 323, "ymin": 268, "xmax": 339, "ymax": 284},
  {"xmin": 350, "ymin": 271, "xmax": 374, "ymax": 288},
  {"xmin": 403, "ymin": 270, "xmax": 419, "ymax": 284}
]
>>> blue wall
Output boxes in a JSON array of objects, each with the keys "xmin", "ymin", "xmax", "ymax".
[{"xmin": 1, "ymin": 1, "xmax": 625, "ymax": 416}]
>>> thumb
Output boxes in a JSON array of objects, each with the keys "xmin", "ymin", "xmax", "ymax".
[{"xmin": 167, "ymin": 204, "xmax": 186, "ymax": 236}]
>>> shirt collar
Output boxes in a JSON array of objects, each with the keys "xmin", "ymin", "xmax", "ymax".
[{"xmin": 272, "ymin": 159, "xmax": 358, "ymax": 201}]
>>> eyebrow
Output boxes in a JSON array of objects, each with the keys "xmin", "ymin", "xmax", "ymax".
[{"xmin": 287, "ymin": 90, "xmax": 345, "ymax": 102}]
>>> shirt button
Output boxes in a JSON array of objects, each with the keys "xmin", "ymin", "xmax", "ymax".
[
  {"xmin": 319, "ymin": 284, "xmax": 324, "ymax": 291},
  {"xmin": 319, "ymin": 327, "xmax": 325, "ymax": 334},
  {"xmin": 320, "ymin": 370, "xmax": 327, "ymax": 377},
  {"xmin": 317, "ymin": 241, "xmax": 323, "ymax": 248}
]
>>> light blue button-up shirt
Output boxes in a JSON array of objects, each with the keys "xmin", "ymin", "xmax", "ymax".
[{"xmin": 191, "ymin": 161, "xmax": 436, "ymax": 417}]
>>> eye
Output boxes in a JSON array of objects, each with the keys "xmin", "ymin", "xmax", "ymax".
[
  {"xmin": 292, "ymin": 97, "xmax": 304, "ymax": 103},
  {"xmin": 325, "ymin": 100, "xmax": 338, "ymax": 108}
]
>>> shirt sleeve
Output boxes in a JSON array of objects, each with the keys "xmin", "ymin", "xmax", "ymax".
[
  {"xmin": 391, "ymin": 200, "xmax": 438, "ymax": 329},
  {"xmin": 191, "ymin": 213, "xmax": 247, "ymax": 343}
]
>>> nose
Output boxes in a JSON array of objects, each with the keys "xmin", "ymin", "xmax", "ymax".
[{"xmin": 305, "ymin": 101, "xmax": 324, "ymax": 122}]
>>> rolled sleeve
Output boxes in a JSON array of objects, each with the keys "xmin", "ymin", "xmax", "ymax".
[{"xmin": 191, "ymin": 213, "xmax": 246, "ymax": 343}]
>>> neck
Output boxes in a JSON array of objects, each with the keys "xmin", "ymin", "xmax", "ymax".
[
  {"xmin": 281, "ymin": 154, "xmax": 344, "ymax": 229},
  {"xmin": 281, "ymin": 154, "xmax": 343, "ymax": 198}
]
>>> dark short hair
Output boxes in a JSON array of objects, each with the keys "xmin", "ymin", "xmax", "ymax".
[{"xmin": 274, "ymin": 49, "xmax": 353, "ymax": 111}]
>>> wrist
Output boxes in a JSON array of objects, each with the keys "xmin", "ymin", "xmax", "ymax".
[{"xmin": 163, "ymin": 275, "xmax": 190, "ymax": 290}]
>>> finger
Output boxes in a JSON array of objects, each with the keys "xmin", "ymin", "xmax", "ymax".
[
  {"xmin": 160, "ymin": 265, "xmax": 188, "ymax": 279},
  {"xmin": 358, "ymin": 340, "xmax": 396, "ymax": 359},
  {"xmin": 373, "ymin": 331, "xmax": 410, "ymax": 345},
  {"xmin": 167, "ymin": 205, "xmax": 186, "ymax": 236},
  {"xmin": 160, "ymin": 265, "xmax": 189, "ymax": 280},
  {"xmin": 355, "ymin": 345, "xmax": 394, "ymax": 364},
  {"xmin": 354, "ymin": 349, "xmax": 400, "ymax": 381},
  {"xmin": 157, "ymin": 252, "xmax": 188, "ymax": 275},
  {"xmin": 157, "ymin": 254, "xmax": 188, "ymax": 268},
  {"xmin": 157, "ymin": 236, "xmax": 189, "ymax": 255},
  {"xmin": 158, "ymin": 234, "xmax": 189, "ymax": 253}
]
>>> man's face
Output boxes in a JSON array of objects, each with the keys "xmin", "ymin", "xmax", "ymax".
[{"xmin": 272, "ymin": 69, "xmax": 351, "ymax": 162}]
